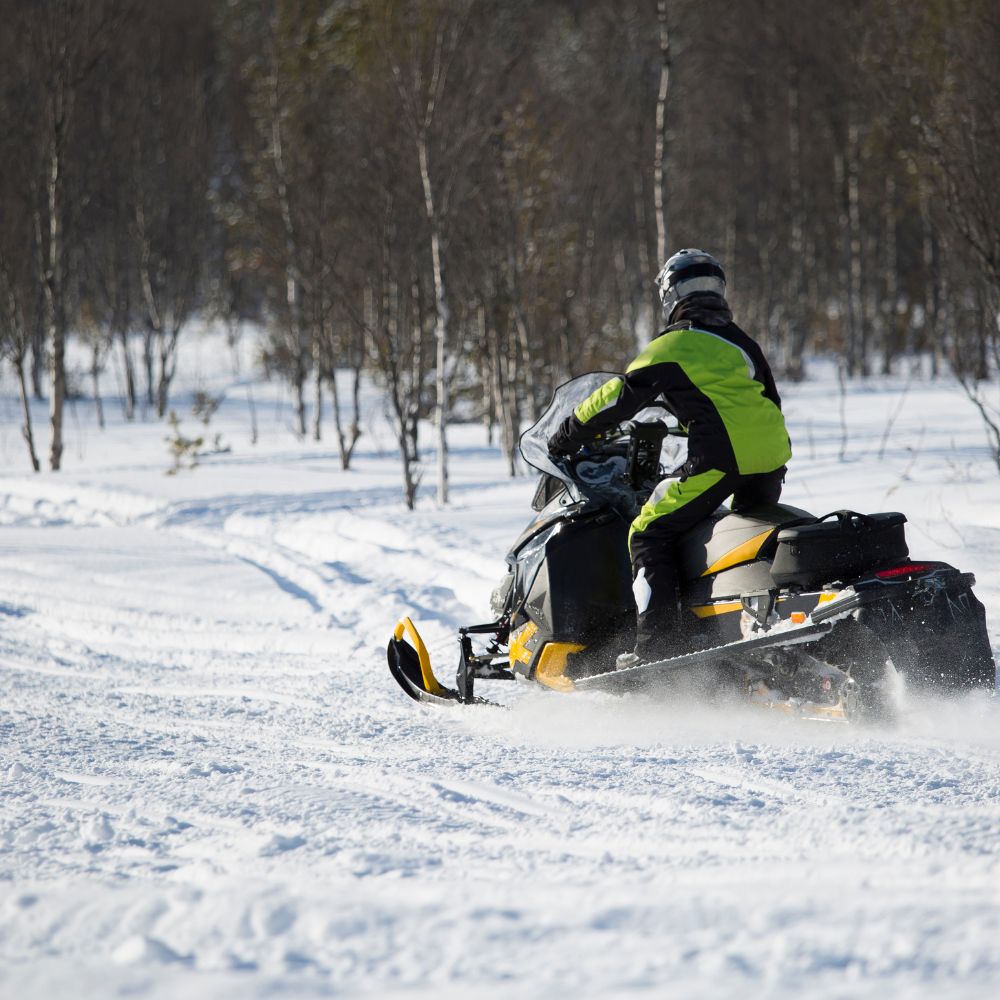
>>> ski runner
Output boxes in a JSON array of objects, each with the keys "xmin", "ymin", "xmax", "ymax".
[{"xmin": 548, "ymin": 249, "xmax": 792, "ymax": 668}]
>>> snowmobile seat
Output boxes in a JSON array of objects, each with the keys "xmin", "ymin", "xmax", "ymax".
[{"xmin": 677, "ymin": 502, "xmax": 813, "ymax": 581}]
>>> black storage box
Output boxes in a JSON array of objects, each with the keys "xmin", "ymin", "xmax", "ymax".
[{"xmin": 770, "ymin": 510, "xmax": 908, "ymax": 588}]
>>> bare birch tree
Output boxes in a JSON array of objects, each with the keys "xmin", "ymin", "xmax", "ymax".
[
  {"xmin": 379, "ymin": 3, "xmax": 474, "ymax": 505},
  {"xmin": 18, "ymin": 0, "xmax": 122, "ymax": 468}
]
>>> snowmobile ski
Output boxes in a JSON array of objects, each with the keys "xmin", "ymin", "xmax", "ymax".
[
  {"xmin": 573, "ymin": 619, "xmax": 835, "ymax": 692},
  {"xmin": 387, "ymin": 617, "xmax": 503, "ymax": 708}
]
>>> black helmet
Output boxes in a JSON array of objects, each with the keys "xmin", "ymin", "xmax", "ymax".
[{"xmin": 654, "ymin": 248, "xmax": 726, "ymax": 316}]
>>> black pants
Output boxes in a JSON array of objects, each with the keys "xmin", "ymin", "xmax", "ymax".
[{"xmin": 628, "ymin": 465, "xmax": 785, "ymax": 659}]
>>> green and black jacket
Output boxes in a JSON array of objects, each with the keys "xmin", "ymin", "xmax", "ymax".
[{"xmin": 550, "ymin": 294, "xmax": 791, "ymax": 476}]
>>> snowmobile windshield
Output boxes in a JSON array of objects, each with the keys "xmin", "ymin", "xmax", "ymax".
[
  {"xmin": 520, "ymin": 373, "xmax": 619, "ymax": 484},
  {"xmin": 520, "ymin": 372, "xmax": 681, "ymax": 506}
]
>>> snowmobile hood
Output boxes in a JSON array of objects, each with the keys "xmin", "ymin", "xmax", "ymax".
[{"xmin": 505, "ymin": 492, "xmax": 594, "ymax": 562}]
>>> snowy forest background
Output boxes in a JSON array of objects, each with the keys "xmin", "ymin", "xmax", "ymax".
[{"xmin": 1, "ymin": 0, "xmax": 999, "ymax": 503}]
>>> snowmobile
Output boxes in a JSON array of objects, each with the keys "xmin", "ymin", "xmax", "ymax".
[{"xmin": 388, "ymin": 373, "xmax": 996, "ymax": 720}]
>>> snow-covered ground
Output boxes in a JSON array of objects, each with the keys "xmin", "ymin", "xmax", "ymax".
[{"xmin": 1, "ymin": 329, "xmax": 999, "ymax": 999}]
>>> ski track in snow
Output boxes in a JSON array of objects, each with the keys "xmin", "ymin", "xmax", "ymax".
[{"xmin": 1, "ymin": 350, "xmax": 1000, "ymax": 998}]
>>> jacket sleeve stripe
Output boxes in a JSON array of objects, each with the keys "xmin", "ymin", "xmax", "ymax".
[{"xmin": 574, "ymin": 376, "xmax": 624, "ymax": 424}]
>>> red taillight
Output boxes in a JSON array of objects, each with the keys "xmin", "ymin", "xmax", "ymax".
[{"xmin": 875, "ymin": 563, "xmax": 933, "ymax": 579}]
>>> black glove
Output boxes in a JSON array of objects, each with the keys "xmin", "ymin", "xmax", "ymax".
[
  {"xmin": 547, "ymin": 419, "xmax": 577, "ymax": 458},
  {"xmin": 547, "ymin": 436, "xmax": 573, "ymax": 460}
]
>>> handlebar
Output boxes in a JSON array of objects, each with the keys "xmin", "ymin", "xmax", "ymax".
[
  {"xmin": 549, "ymin": 417, "xmax": 684, "ymax": 496},
  {"xmin": 612, "ymin": 418, "xmax": 687, "ymax": 440}
]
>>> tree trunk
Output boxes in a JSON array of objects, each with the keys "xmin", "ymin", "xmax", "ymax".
[
  {"xmin": 919, "ymin": 178, "xmax": 943, "ymax": 377},
  {"xmin": 495, "ymin": 136, "xmax": 537, "ymax": 424},
  {"xmin": 329, "ymin": 361, "xmax": 362, "ymax": 472},
  {"xmin": 937, "ymin": 253, "xmax": 952, "ymax": 380},
  {"xmin": 155, "ymin": 329, "xmax": 178, "ymax": 418},
  {"xmin": 881, "ymin": 173, "xmax": 899, "ymax": 375},
  {"xmin": 401, "ymin": 436, "xmax": 420, "ymax": 510},
  {"xmin": 269, "ymin": 67, "xmax": 308, "ymax": 439},
  {"xmin": 785, "ymin": 62, "xmax": 808, "ymax": 380},
  {"xmin": 156, "ymin": 371, "xmax": 169, "ymax": 418},
  {"xmin": 119, "ymin": 327, "xmax": 136, "ymax": 420},
  {"xmin": 846, "ymin": 120, "xmax": 867, "ymax": 376},
  {"xmin": 330, "ymin": 367, "xmax": 347, "ymax": 468},
  {"xmin": 405, "ymin": 273, "xmax": 421, "ymax": 463},
  {"xmin": 632, "ymin": 172, "xmax": 653, "ymax": 350},
  {"xmin": 479, "ymin": 303, "xmax": 495, "ymax": 445},
  {"xmin": 312, "ymin": 353, "xmax": 323, "ymax": 443},
  {"xmin": 614, "ymin": 240, "xmax": 637, "ymax": 352},
  {"xmin": 350, "ymin": 364, "xmax": 362, "ymax": 460},
  {"xmin": 15, "ymin": 355, "xmax": 40, "ymax": 472},
  {"xmin": 91, "ymin": 343, "xmax": 105, "ymax": 429},
  {"xmin": 512, "ymin": 305, "xmax": 536, "ymax": 423},
  {"xmin": 231, "ymin": 333, "xmax": 259, "ymax": 445},
  {"xmin": 653, "ymin": 0, "xmax": 671, "ymax": 273},
  {"xmin": 143, "ymin": 327, "xmax": 155, "ymax": 407},
  {"xmin": 834, "ymin": 151, "xmax": 854, "ymax": 375},
  {"xmin": 489, "ymin": 313, "xmax": 514, "ymax": 476},
  {"xmin": 43, "ymin": 137, "xmax": 66, "ymax": 470},
  {"xmin": 30, "ymin": 302, "xmax": 45, "ymax": 400},
  {"xmin": 291, "ymin": 371, "xmax": 306, "ymax": 438},
  {"xmin": 417, "ymin": 130, "xmax": 449, "ymax": 505},
  {"xmin": 504, "ymin": 320, "xmax": 521, "ymax": 477}
]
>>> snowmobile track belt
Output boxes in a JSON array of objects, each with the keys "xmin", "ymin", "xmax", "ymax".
[{"xmin": 575, "ymin": 620, "xmax": 834, "ymax": 691}]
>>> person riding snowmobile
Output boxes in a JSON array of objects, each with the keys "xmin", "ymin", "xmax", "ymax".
[{"xmin": 548, "ymin": 248, "xmax": 792, "ymax": 668}]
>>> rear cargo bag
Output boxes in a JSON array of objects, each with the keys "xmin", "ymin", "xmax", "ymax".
[{"xmin": 770, "ymin": 510, "xmax": 908, "ymax": 588}]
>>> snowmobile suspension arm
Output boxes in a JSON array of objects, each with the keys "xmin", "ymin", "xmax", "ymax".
[{"xmin": 457, "ymin": 620, "xmax": 515, "ymax": 703}]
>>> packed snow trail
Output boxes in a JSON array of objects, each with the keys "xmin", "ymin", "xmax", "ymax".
[{"xmin": 1, "ymin": 342, "xmax": 999, "ymax": 998}]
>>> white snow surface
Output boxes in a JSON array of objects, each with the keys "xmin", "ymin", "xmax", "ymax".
[{"xmin": 1, "ymin": 329, "xmax": 1000, "ymax": 999}]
